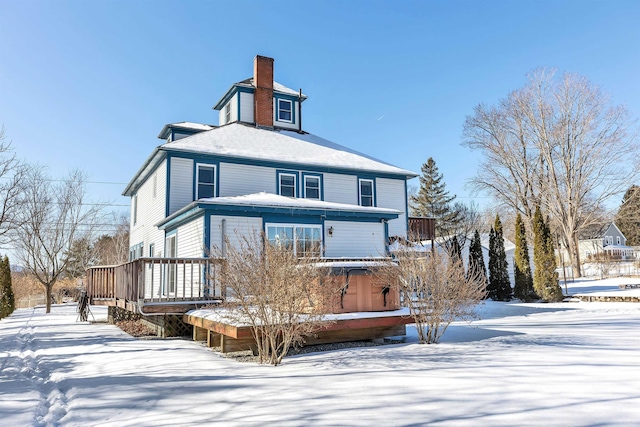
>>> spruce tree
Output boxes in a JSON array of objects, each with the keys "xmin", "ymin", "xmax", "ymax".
[
  {"xmin": 467, "ymin": 229, "xmax": 487, "ymax": 284},
  {"xmin": 488, "ymin": 215, "xmax": 512, "ymax": 301},
  {"xmin": 0, "ymin": 256, "xmax": 15, "ymax": 319},
  {"xmin": 450, "ymin": 235, "xmax": 462, "ymax": 264},
  {"xmin": 411, "ymin": 157, "xmax": 460, "ymax": 238},
  {"xmin": 533, "ymin": 207, "xmax": 563, "ymax": 302},
  {"xmin": 615, "ymin": 185, "xmax": 640, "ymax": 246},
  {"xmin": 513, "ymin": 213, "xmax": 535, "ymax": 301}
]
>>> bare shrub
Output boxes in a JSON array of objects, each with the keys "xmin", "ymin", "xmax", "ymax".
[
  {"xmin": 212, "ymin": 231, "xmax": 335, "ymax": 366},
  {"xmin": 375, "ymin": 249, "xmax": 486, "ymax": 344}
]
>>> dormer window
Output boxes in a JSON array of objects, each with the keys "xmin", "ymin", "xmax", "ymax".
[
  {"xmin": 278, "ymin": 99, "xmax": 292, "ymax": 122},
  {"xmin": 225, "ymin": 103, "xmax": 231, "ymax": 124}
]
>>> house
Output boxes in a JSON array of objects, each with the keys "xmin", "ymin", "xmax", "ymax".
[
  {"xmin": 87, "ymin": 55, "xmax": 418, "ymax": 347},
  {"xmin": 390, "ymin": 233, "xmax": 531, "ymax": 287},
  {"xmin": 579, "ymin": 223, "xmax": 635, "ymax": 261}
]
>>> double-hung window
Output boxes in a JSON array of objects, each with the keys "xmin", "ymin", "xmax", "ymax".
[
  {"xmin": 267, "ymin": 224, "xmax": 322, "ymax": 257},
  {"xmin": 279, "ymin": 173, "xmax": 296, "ymax": 197},
  {"xmin": 359, "ymin": 179, "xmax": 374, "ymax": 207},
  {"xmin": 278, "ymin": 99, "xmax": 292, "ymax": 122},
  {"xmin": 225, "ymin": 103, "xmax": 231, "ymax": 124},
  {"xmin": 304, "ymin": 176, "xmax": 320, "ymax": 200},
  {"xmin": 197, "ymin": 164, "xmax": 216, "ymax": 199}
]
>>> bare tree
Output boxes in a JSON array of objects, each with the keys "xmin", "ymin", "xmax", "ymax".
[
  {"xmin": 0, "ymin": 126, "xmax": 28, "ymax": 247},
  {"xmin": 463, "ymin": 69, "xmax": 638, "ymax": 277},
  {"xmin": 15, "ymin": 168, "xmax": 103, "ymax": 313},
  {"xmin": 94, "ymin": 213, "xmax": 130, "ymax": 265},
  {"xmin": 212, "ymin": 231, "xmax": 335, "ymax": 365},
  {"xmin": 375, "ymin": 247, "xmax": 486, "ymax": 344}
]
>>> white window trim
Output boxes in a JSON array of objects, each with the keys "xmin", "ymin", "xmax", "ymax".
[
  {"xmin": 358, "ymin": 178, "xmax": 374, "ymax": 207},
  {"xmin": 164, "ymin": 234, "xmax": 177, "ymax": 296},
  {"xmin": 617, "ymin": 236, "xmax": 621, "ymax": 245},
  {"xmin": 196, "ymin": 163, "xmax": 216, "ymax": 200},
  {"xmin": 276, "ymin": 98, "xmax": 293, "ymax": 123},
  {"xmin": 279, "ymin": 172, "xmax": 297, "ymax": 197},
  {"xmin": 132, "ymin": 194, "xmax": 138, "ymax": 226},
  {"xmin": 265, "ymin": 223, "xmax": 323, "ymax": 256},
  {"xmin": 303, "ymin": 175, "xmax": 321, "ymax": 200},
  {"xmin": 152, "ymin": 173, "xmax": 157, "ymax": 198}
]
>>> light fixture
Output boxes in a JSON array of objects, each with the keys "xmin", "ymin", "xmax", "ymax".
[{"xmin": 328, "ymin": 226, "xmax": 334, "ymax": 236}]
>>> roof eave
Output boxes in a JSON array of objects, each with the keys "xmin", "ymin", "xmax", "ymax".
[{"xmin": 122, "ymin": 148, "xmax": 165, "ymax": 196}]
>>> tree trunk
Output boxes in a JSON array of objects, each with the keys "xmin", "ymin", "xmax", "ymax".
[
  {"xmin": 573, "ymin": 232, "xmax": 582, "ymax": 278},
  {"xmin": 46, "ymin": 284, "xmax": 52, "ymax": 313}
]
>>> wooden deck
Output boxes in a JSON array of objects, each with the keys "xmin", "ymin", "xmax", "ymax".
[
  {"xmin": 185, "ymin": 310, "xmax": 413, "ymax": 353},
  {"xmin": 86, "ymin": 257, "xmax": 225, "ymax": 314}
]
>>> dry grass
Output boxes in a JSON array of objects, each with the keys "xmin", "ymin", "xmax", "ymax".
[{"xmin": 115, "ymin": 320, "xmax": 156, "ymax": 337}]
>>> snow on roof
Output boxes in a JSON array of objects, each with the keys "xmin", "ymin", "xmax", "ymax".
[
  {"xmin": 157, "ymin": 122, "xmax": 217, "ymax": 139},
  {"xmin": 198, "ymin": 192, "xmax": 401, "ymax": 214},
  {"xmin": 170, "ymin": 121, "xmax": 216, "ymax": 131},
  {"xmin": 162, "ymin": 123, "xmax": 417, "ymax": 177},
  {"xmin": 236, "ymin": 78, "xmax": 306, "ymax": 98}
]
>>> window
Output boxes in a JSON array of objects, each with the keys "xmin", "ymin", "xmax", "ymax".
[
  {"xmin": 225, "ymin": 102, "xmax": 231, "ymax": 124},
  {"xmin": 165, "ymin": 234, "xmax": 177, "ymax": 295},
  {"xmin": 197, "ymin": 164, "xmax": 216, "ymax": 199},
  {"xmin": 129, "ymin": 242, "xmax": 143, "ymax": 261},
  {"xmin": 304, "ymin": 176, "xmax": 320, "ymax": 199},
  {"xmin": 132, "ymin": 194, "xmax": 138, "ymax": 225},
  {"xmin": 279, "ymin": 173, "xmax": 296, "ymax": 197},
  {"xmin": 359, "ymin": 179, "xmax": 374, "ymax": 207},
  {"xmin": 278, "ymin": 99, "xmax": 292, "ymax": 122},
  {"xmin": 267, "ymin": 224, "xmax": 322, "ymax": 257},
  {"xmin": 149, "ymin": 243, "xmax": 155, "ymax": 257},
  {"xmin": 617, "ymin": 236, "xmax": 621, "ymax": 245}
]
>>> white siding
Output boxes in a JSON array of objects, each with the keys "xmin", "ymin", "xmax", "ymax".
[
  {"xmin": 239, "ymin": 92, "xmax": 254, "ymax": 123},
  {"xmin": 169, "ymin": 157, "xmax": 193, "ymax": 215},
  {"xmin": 219, "ymin": 163, "xmax": 276, "ymax": 196},
  {"xmin": 324, "ymin": 221, "xmax": 386, "ymax": 258},
  {"xmin": 175, "ymin": 216, "xmax": 205, "ymax": 258},
  {"xmin": 376, "ymin": 177, "xmax": 407, "ymax": 238},
  {"xmin": 210, "ymin": 216, "xmax": 263, "ymax": 253},
  {"xmin": 230, "ymin": 93, "xmax": 238, "ymax": 123},
  {"xmin": 218, "ymin": 93, "xmax": 238, "ymax": 125},
  {"xmin": 129, "ymin": 160, "xmax": 167, "ymax": 258},
  {"xmin": 324, "ymin": 173, "xmax": 357, "ymax": 205}
]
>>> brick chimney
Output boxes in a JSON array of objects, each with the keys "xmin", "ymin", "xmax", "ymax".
[{"xmin": 253, "ymin": 55, "xmax": 274, "ymax": 128}]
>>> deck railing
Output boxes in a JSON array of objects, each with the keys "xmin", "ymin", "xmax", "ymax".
[{"xmin": 86, "ymin": 257, "xmax": 224, "ymax": 307}]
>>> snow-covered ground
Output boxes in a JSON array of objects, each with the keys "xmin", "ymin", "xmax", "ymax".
[{"xmin": 2, "ymin": 278, "xmax": 640, "ymax": 426}]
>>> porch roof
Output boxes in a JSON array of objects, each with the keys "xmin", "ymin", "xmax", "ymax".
[{"xmin": 156, "ymin": 192, "xmax": 401, "ymax": 230}]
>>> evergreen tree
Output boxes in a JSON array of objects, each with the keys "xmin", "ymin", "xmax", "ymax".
[
  {"xmin": 467, "ymin": 229, "xmax": 487, "ymax": 284},
  {"xmin": 411, "ymin": 157, "xmax": 461, "ymax": 238},
  {"xmin": 488, "ymin": 215, "xmax": 512, "ymax": 301},
  {"xmin": 450, "ymin": 235, "xmax": 462, "ymax": 264},
  {"xmin": 533, "ymin": 207, "xmax": 563, "ymax": 302},
  {"xmin": 0, "ymin": 255, "xmax": 15, "ymax": 319},
  {"xmin": 513, "ymin": 213, "xmax": 535, "ymax": 301},
  {"xmin": 615, "ymin": 185, "xmax": 640, "ymax": 246}
]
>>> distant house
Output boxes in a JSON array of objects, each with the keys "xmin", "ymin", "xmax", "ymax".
[
  {"xmin": 391, "ymin": 233, "xmax": 531, "ymax": 287},
  {"xmin": 579, "ymin": 223, "xmax": 635, "ymax": 261}
]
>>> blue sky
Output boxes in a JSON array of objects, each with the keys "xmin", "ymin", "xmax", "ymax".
[{"xmin": 1, "ymin": 0, "xmax": 639, "ymax": 231}]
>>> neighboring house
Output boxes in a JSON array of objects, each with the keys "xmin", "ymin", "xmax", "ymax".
[
  {"xmin": 579, "ymin": 223, "xmax": 635, "ymax": 261},
  {"xmin": 391, "ymin": 234, "xmax": 530, "ymax": 286},
  {"xmin": 124, "ymin": 55, "xmax": 417, "ymax": 267}
]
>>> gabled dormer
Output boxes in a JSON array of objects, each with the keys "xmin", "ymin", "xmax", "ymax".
[
  {"xmin": 212, "ymin": 55, "xmax": 307, "ymax": 131},
  {"xmin": 158, "ymin": 121, "xmax": 216, "ymax": 143}
]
